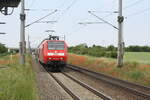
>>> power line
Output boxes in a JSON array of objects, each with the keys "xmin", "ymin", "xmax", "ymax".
[
  {"xmin": 65, "ymin": 0, "xmax": 78, "ymax": 11},
  {"xmin": 110, "ymin": 0, "xmax": 117, "ymax": 10},
  {"xmin": 78, "ymin": 22, "xmax": 104, "ymax": 25},
  {"xmin": 124, "ymin": 0, "xmax": 145, "ymax": 9},
  {"xmin": 90, "ymin": 11, "xmax": 118, "ymax": 13},
  {"xmin": 25, "ymin": 9, "xmax": 58, "ymax": 28},
  {"xmin": 26, "ymin": 0, "xmax": 37, "ymax": 15},
  {"xmin": 127, "ymin": 7, "xmax": 150, "ymax": 18},
  {"xmin": 48, "ymin": 0, "xmax": 78, "ymax": 30},
  {"xmin": 25, "ymin": 9, "xmax": 54, "ymax": 11},
  {"xmin": 88, "ymin": 11, "xmax": 118, "ymax": 30},
  {"xmin": 29, "ymin": 0, "xmax": 37, "ymax": 8},
  {"xmin": 84, "ymin": 11, "xmax": 116, "ymax": 20},
  {"xmin": 57, "ymin": 0, "xmax": 67, "ymax": 10},
  {"xmin": 54, "ymin": 0, "xmax": 78, "ymax": 21},
  {"xmin": 98, "ymin": 0, "xmax": 116, "ymax": 10}
]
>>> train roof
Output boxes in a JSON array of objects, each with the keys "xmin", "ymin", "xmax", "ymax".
[
  {"xmin": 37, "ymin": 38, "xmax": 66, "ymax": 48},
  {"xmin": 37, "ymin": 35, "xmax": 66, "ymax": 48}
]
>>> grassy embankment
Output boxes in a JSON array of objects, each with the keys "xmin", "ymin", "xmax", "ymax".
[
  {"xmin": 124, "ymin": 52, "xmax": 150, "ymax": 64},
  {"xmin": 68, "ymin": 52, "xmax": 150, "ymax": 86},
  {"xmin": 0, "ymin": 54, "xmax": 39, "ymax": 100}
]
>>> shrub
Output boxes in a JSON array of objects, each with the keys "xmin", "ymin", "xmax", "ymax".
[
  {"xmin": 128, "ymin": 70, "xmax": 144, "ymax": 81},
  {"xmin": 0, "ymin": 43, "xmax": 7, "ymax": 53}
]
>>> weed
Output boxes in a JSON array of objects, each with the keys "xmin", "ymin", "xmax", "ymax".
[
  {"xmin": 0, "ymin": 54, "xmax": 39, "ymax": 100},
  {"xmin": 68, "ymin": 53, "xmax": 150, "ymax": 86}
]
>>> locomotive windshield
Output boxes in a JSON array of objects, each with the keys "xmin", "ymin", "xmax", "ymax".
[{"xmin": 48, "ymin": 41, "xmax": 65, "ymax": 50}]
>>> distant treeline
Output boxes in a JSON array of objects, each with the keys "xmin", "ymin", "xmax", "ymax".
[
  {"xmin": 68, "ymin": 44, "xmax": 150, "ymax": 58},
  {"xmin": 0, "ymin": 43, "xmax": 7, "ymax": 53},
  {"xmin": 125, "ymin": 45, "xmax": 150, "ymax": 52}
]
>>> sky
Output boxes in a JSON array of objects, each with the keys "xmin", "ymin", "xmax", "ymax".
[{"xmin": 0, "ymin": 0, "xmax": 150, "ymax": 48}]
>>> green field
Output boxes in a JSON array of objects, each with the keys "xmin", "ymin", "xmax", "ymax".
[
  {"xmin": 0, "ymin": 54, "xmax": 39, "ymax": 100},
  {"xmin": 124, "ymin": 52, "xmax": 150, "ymax": 64}
]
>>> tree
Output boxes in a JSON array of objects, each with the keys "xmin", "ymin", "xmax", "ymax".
[
  {"xmin": 107, "ymin": 45, "xmax": 116, "ymax": 51},
  {"xmin": 0, "ymin": 43, "xmax": 7, "ymax": 53}
]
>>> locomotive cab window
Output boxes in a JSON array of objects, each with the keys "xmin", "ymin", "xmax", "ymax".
[{"xmin": 48, "ymin": 41, "xmax": 65, "ymax": 50}]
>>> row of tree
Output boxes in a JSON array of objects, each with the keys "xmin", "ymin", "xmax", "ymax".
[
  {"xmin": 0, "ymin": 43, "xmax": 7, "ymax": 53},
  {"xmin": 125, "ymin": 46, "xmax": 150, "ymax": 52},
  {"xmin": 68, "ymin": 44, "xmax": 150, "ymax": 58},
  {"xmin": 69, "ymin": 44, "xmax": 117, "ymax": 58}
]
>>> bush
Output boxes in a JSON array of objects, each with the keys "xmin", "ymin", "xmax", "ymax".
[
  {"xmin": 128, "ymin": 70, "xmax": 144, "ymax": 80},
  {"xmin": 0, "ymin": 43, "xmax": 7, "ymax": 53},
  {"xmin": 69, "ymin": 44, "xmax": 118, "ymax": 58},
  {"xmin": 110, "ymin": 51, "xmax": 117, "ymax": 58}
]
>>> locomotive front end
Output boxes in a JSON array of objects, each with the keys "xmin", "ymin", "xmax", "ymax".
[{"xmin": 45, "ymin": 41, "xmax": 67, "ymax": 68}]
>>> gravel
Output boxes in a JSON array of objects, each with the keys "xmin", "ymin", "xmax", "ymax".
[
  {"xmin": 52, "ymin": 73, "xmax": 102, "ymax": 100},
  {"xmin": 32, "ymin": 56, "xmax": 73, "ymax": 100},
  {"xmin": 64, "ymin": 68, "xmax": 147, "ymax": 100}
]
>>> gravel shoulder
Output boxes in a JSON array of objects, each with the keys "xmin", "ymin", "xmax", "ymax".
[
  {"xmin": 52, "ymin": 73, "xmax": 102, "ymax": 100},
  {"xmin": 64, "ymin": 68, "xmax": 146, "ymax": 100},
  {"xmin": 31, "ymin": 56, "xmax": 73, "ymax": 100}
]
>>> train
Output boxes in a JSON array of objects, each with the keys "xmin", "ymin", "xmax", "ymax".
[{"xmin": 37, "ymin": 35, "xmax": 68, "ymax": 71}]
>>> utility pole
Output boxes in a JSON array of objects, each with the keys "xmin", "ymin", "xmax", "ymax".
[
  {"xmin": 20, "ymin": 0, "xmax": 26, "ymax": 65},
  {"xmin": 117, "ymin": 0, "xmax": 124, "ymax": 67}
]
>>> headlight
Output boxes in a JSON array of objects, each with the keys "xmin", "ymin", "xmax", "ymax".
[
  {"xmin": 47, "ymin": 53, "xmax": 64, "ymax": 56},
  {"xmin": 47, "ymin": 53, "xmax": 54, "ymax": 56},
  {"xmin": 58, "ymin": 53, "xmax": 64, "ymax": 56}
]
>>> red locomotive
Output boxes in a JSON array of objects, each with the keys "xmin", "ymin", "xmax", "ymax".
[{"xmin": 38, "ymin": 35, "xmax": 68, "ymax": 71}]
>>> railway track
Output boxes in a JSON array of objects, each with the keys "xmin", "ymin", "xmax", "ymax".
[
  {"xmin": 66, "ymin": 64, "xmax": 150, "ymax": 100},
  {"xmin": 49, "ymin": 72, "xmax": 112, "ymax": 100}
]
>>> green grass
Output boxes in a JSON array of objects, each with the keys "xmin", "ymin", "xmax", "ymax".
[
  {"xmin": 124, "ymin": 52, "xmax": 150, "ymax": 64},
  {"xmin": 0, "ymin": 53, "xmax": 9, "ymax": 58},
  {"xmin": 68, "ymin": 53, "xmax": 150, "ymax": 86},
  {"xmin": 71, "ymin": 52, "xmax": 150, "ymax": 64},
  {"xmin": 0, "ymin": 54, "xmax": 39, "ymax": 100}
]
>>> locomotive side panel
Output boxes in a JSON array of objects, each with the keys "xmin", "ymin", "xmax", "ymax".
[{"xmin": 38, "ymin": 41, "xmax": 46, "ymax": 63}]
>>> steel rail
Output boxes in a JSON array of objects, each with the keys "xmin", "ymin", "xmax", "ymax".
[
  {"xmin": 49, "ymin": 72, "xmax": 80, "ymax": 100},
  {"xmin": 37, "ymin": 58, "xmax": 80, "ymax": 100},
  {"xmin": 62, "ymin": 72, "xmax": 112, "ymax": 100},
  {"xmin": 66, "ymin": 64, "xmax": 150, "ymax": 99}
]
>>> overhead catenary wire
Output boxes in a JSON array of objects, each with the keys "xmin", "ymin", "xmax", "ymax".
[
  {"xmin": 53, "ymin": 0, "xmax": 78, "ymax": 21},
  {"xmin": 124, "ymin": 0, "xmax": 146, "ymax": 9},
  {"xmin": 126, "ymin": 7, "xmax": 150, "ymax": 18},
  {"xmin": 46, "ymin": 0, "xmax": 78, "ymax": 32},
  {"xmin": 65, "ymin": 0, "xmax": 78, "ymax": 11},
  {"xmin": 78, "ymin": 22, "xmax": 104, "ymax": 26},
  {"xmin": 57, "ymin": 0, "xmax": 67, "ymax": 10},
  {"xmin": 88, "ymin": 11, "xmax": 118, "ymax": 30},
  {"xmin": 25, "ymin": 9, "xmax": 58, "ymax": 28},
  {"xmin": 29, "ymin": 0, "xmax": 37, "ymax": 8},
  {"xmin": 88, "ymin": 0, "xmax": 118, "ymax": 20},
  {"xmin": 90, "ymin": 11, "xmax": 118, "ymax": 14},
  {"xmin": 25, "ymin": 9, "xmax": 55, "ymax": 11},
  {"xmin": 26, "ymin": 0, "xmax": 37, "ymax": 15},
  {"xmin": 97, "ymin": 0, "xmax": 116, "ymax": 11}
]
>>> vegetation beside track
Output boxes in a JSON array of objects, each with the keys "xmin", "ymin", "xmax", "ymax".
[
  {"xmin": 69, "ymin": 44, "xmax": 150, "ymax": 59},
  {"xmin": 68, "ymin": 53, "xmax": 150, "ymax": 86},
  {"xmin": 0, "ymin": 43, "xmax": 7, "ymax": 54},
  {"xmin": 0, "ymin": 54, "xmax": 39, "ymax": 100},
  {"xmin": 124, "ymin": 52, "xmax": 150, "ymax": 64}
]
